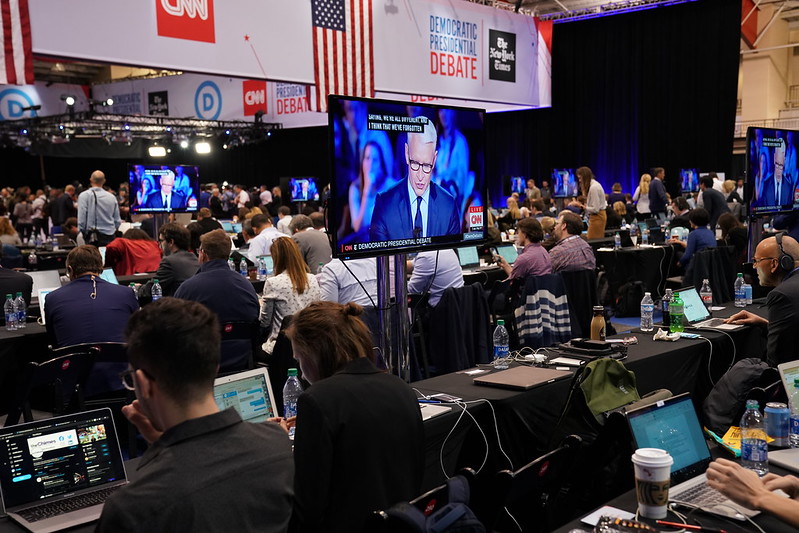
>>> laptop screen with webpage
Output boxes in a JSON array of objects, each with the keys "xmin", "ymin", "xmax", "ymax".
[
  {"xmin": 213, "ymin": 368, "xmax": 276, "ymax": 423},
  {"xmin": 456, "ymin": 247, "xmax": 479, "ymax": 268},
  {"xmin": 675, "ymin": 287, "xmax": 710, "ymax": 323},
  {"xmin": 626, "ymin": 394, "xmax": 711, "ymax": 482},
  {"xmin": 0, "ymin": 409, "xmax": 127, "ymax": 512},
  {"xmin": 495, "ymin": 244, "xmax": 517, "ymax": 265}
]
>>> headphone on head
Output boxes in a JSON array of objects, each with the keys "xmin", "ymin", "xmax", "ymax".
[{"xmin": 775, "ymin": 232, "xmax": 795, "ymax": 272}]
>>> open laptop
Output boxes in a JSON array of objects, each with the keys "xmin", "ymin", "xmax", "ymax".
[
  {"xmin": 494, "ymin": 244, "xmax": 518, "ymax": 266},
  {"xmin": 770, "ymin": 360, "xmax": 799, "ymax": 473},
  {"xmin": 100, "ymin": 269, "xmax": 119, "ymax": 285},
  {"xmin": 456, "ymin": 247, "xmax": 480, "ymax": 272},
  {"xmin": 626, "ymin": 393, "xmax": 757, "ymax": 520},
  {"xmin": 474, "ymin": 366, "xmax": 571, "ymax": 391},
  {"xmin": 213, "ymin": 368, "xmax": 277, "ymax": 423},
  {"xmin": 36, "ymin": 288, "xmax": 58, "ymax": 326},
  {"xmin": 674, "ymin": 287, "xmax": 742, "ymax": 330},
  {"xmin": 0, "ymin": 408, "xmax": 128, "ymax": 532},
  {"xmin": 27, "ymin": 271, "xmax": 62, "ymax": 305}
]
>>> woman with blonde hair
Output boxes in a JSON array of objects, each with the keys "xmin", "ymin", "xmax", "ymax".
[
  {"xmin": 497, "ymin": 196, "xmax": 522, "ymax": 233},
  {"xmin": 260, "ymin": 237, "xmax": 320, "ymax": 354},
  {"xmin": 577, "ymin": 166, "xmax": 607, "ymax": 239},
  {"xmin": 0, "ymin": 217, "xmax": 22, "ymax": 245},
  {"xmin": 633, "ymin": 174, "xmax": 652, "ymax": 220}
]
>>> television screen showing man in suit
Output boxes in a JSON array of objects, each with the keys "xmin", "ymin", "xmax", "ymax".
[
  {"xmin": 130, "ymin": 165, "xmax": 199, "ymax": 213},
  {"xmin": 328, "ymin": 96, "xmax": 486, "ymax": 259},
  {"xmin": 748, "ymin": 127, "xmax": 798, "ymax": 215}
]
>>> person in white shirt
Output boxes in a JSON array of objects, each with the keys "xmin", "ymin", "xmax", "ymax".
[
  {"xmin": 318, "ymin": 257, "xmax": 378, "ymax": 307},
  {"xmin": 276, "ymin": 206, "xmax": 293, "ymax": 235},
  {"xmin": 407, "ymin": 249, "xmax": 464, "ymax": 307},
  {"xmin": 247, "ymin": 214, "xmax": 286, "ymax": 261},
  {"xmin": 234, "ymin": 184, "xmax": 250, "ymax": 209},
  {"xmin": 258, "ymin": 185, "xmax": 272, "ymax": 207}
]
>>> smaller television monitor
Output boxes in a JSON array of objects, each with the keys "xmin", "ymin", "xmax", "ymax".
[
  {"xmin": 680, "ymin": 168, "xmax": 699, "ymax": 193},
  {"xmin": 289, "ymin": 178, "xmax": 320, "ymax": 202},
  {"xmin": 509, "ymin": 176, "xmax": 526, "ymax": 195},
  {"xmin": 129, "ymin": 164, "xmax": 200, "ymax": 213},
  {"xmin": 747, "ymin": 126, "xmax": 799, "ymax": 215},
  {"xmin": 551, "ymin": 169, "xmax": 579, "ymax": 198}
]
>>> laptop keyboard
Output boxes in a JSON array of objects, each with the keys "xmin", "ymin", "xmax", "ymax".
[
  {"xmin": 671, "ymin": 481, "xmax": 727, "ymax": 507},
  {"xmin": 17, "ymin": 486, "xmax": 121, "ymax": 523}
]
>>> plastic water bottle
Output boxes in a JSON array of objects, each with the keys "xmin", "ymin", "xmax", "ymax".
[
  {"xmin": 283, "ymin": 368, "xmax": 303, "ymax": 439},
  {"xmin": 614, "ymin": 233, "xmax": 621, "ymax": 250},
  {"xmin": 129, "ymin": 282, "xmax": 137, "ymax": 296},
  {"xmin": 669, "ymin": 292, "xmax": 684, "ymax": 333},
  {"xmin": 28, "ymin": 249, "xmax": 37, "ymax": 270},
  {"xmin": 257, "ymin": 257, "xmax": 267, "ymax": 281},
  {"xmin": 228, "ymin": 258, "xmax": 236, "ymax": 271},
  {"xmin": 640, "ymin": 292, "xmax": 654, "ymax": 332},
  {"xmin": 734, "ymin": 273, "xmax": 745, "ymax": 308},
  {"xmin": 661, "ymin": 288, "xmax": 673, "ymax": 327},
  {"xmin": 51, "ymin": 236, "xmax": 59, "ymax": 251},
  {"xmin": 151, "ymin": 279, "xmax": 162, "ymax": 301},
  {"xmin": 790, "ymin": 379, "xmax": 799, "ymax": 448},
  {"xmin": 641, "ymin": 228, "xmax": 649, "ymax": 246},
  {"xmin": 744, "ymin": 283, "xmax": 753, "ymax": 305},
  {"xmin": 4, "ymin": 294, "xmax": 17, "ymax": 331},
  {"xmin": 493, "ymin": 320, "xmax": 510, "ymax": 369},
  {"xmin": 14, "ymin": 292, "xmax": 25, "ymax": 329},
  {"xmin": 741, "ymin": 400, "xmax": 769, "ymax": 475},
  {"xmin": 239, "ymin": 258, "xmax": 248, "ymax": 277},
  {"xmin": 699, "ymin": 279, "xmax": 713, "ymax": 310}
]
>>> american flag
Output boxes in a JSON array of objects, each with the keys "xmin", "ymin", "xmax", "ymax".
[
  {"xmin": 311, "ymin": 0, "xmax": 373, "ymax": 112},
  {"xmin": 0, "ymin": 0, "xmax": 32, "ymax": 85}
]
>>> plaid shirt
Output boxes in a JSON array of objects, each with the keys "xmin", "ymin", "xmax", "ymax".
[{"xmin": 549, "ymin": 235, "xmax": 596, "ymax": 272}]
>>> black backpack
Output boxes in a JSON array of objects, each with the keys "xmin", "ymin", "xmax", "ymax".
[{"xmin": 614, "ymin": 281, "xmax": 644, "ymax": 317}]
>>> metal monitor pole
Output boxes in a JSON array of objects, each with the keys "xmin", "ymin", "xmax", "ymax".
[{"xmin": 376, "ymin": 253, "xmax": 410, "ymax": 381}]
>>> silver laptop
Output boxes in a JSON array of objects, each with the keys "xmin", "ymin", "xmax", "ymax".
[
  {"xmin": 213, "ymin": 368, "xmax": 277, "ymax": 423},
  {"xmin": 674, "ymin": 287, "xmax": 742, "ymax": 330},
  {"xmin": 0, "ymin": 408, "xmax": 128, "ymax": 533},
  {"xmin": 456, "ymin": 247, "xmax": 480, "ymax": 273},
  {"xmin": 27, "ymin": 271, "xmax": 62, "ymax": 305},
  {"xmin": 626, "ymin": 393, "xmax": 756, "ymax": 520}
]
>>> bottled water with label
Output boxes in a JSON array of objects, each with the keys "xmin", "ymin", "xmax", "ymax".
[
  {"xmin": 283, "ymin": 368, "xmax": 303, "ymax": 439},
  {"xmin": 151, "ymin": 279, "xmax": 162, "ymax": 302},
  {"xmin": 493, "ymin": 320, "xmax": 510, "ymax": 369},
  {"xmin": 641, "ymin": 229, "xmax": 649, "ymax": 246},
  {"xmin": 669, "ymin": 292, "xmax": 684, "ymax": 334},
  {"xmin": 14, "ymin": 292, "xmax": 25, "ymax": 329},
  {"xmin": 4, "ymin": 294, "xmax": 16, "ymax": 331},
  {"xmin": 239, "ymin": 258, "xmax": 248, "ymax": 277},
  {"xmin": 790, "ymin": 379, "xmax": 799, "ymax": 448},
  {"xmin": 741, "ymin": 400, "xmax": 768, "ymax": 475},
  {"xmin": 734, "ymin": 273, "xmax": 745, "ymax": 308},
  {"xmin": 640, "ymin": 292, "xmax": 654, "ymax": 332},
  {"xmin": 257, "ymin": 257, "xmax": 267, "ymax": 281},
  {"xmin": 614, "ymin": 233, "xmax": 621, "ymax": 250},
  {"xmin": 699, "ymin": 279, "xmax": 713, "ymax": 310},
  {"xmin": 228, "ymin": 258, "xmax": 236, "ymax": 271},
  {"xmin": 28, "ymin": 249, "xmax": 37, "ymax": 270}
]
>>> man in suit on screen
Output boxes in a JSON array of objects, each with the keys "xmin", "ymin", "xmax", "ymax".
[
  {"xmin": 369, "ymin": 119, "xmax": 461, "ymax": 241},
  {"xmin": 143, "ymin": 171, "xmax": 188, "ymax": 211}
]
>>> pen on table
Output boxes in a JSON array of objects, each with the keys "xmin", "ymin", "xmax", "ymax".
[{"xmin": 656, "ymin": 520, "xmax": 727, "ymax": 533}]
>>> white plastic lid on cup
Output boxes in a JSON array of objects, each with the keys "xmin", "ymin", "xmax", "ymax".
[{"xmin": 632, "ymin": 448, "xmax": 674, "ymax": 471}]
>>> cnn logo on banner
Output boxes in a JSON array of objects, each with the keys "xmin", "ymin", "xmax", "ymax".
[
  {"xmin": 156, "ymin": 0, "xmax": 215, "ymax": 43},
  {"xmin": 242, "ymin": 81, "xmax": 267, "ymax": 116},
  {"xmin": 468, "ymin": 206, "xmax": 483, "ymax": 230}
]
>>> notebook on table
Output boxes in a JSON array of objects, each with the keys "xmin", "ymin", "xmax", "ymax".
[
  {"xmin": 213, "ymin": 368, "xmax": 277, "ymax": 423},
  {"xmin": 473, "ymin": 366, "xmax": 571, "ymax": 391},
  {"xmin": 626, "ymin": 393, "xmax": 757, "ymax": 521},
  {"xmin": 0, "ymin": 408, "xmax": 128, "ymax": 533},
  {"xmin": 673, "ymin": 287, "xmax": 743, "ymax": 330}
]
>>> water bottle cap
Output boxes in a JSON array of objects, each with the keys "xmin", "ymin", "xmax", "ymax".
[
  {"xmin": 15, "ymin": 292, "xmax": 21, "ymax": 297},
  {"xmin": 795, "ymin": 378, "xmax": 799, "ymax": 388},
  {"xmin": 746, "ymin": 399, "xmax": 759, "ymax": 409},
  {"xmin": 497, "ymin": 319, "xmax": 505, "ymax": 326},
  {"xmin": 4, "ymin": 294, "xmax": 10, "ymax": 299},
  {"xmin": 287, "ymin": 368, "xmax": 298, "ymax": 377},
  {"xmin": 644, "ymin": 292, "xmax": 651, "ymax": 296},
  {"xmin": 153, "ymin": 279, "xmax": 159, "ymax": 283}
]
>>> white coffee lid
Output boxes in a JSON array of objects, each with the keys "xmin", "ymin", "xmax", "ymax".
[{"xmin": 632, "ymin": 448, "xmax": 674, "ymax": 467}]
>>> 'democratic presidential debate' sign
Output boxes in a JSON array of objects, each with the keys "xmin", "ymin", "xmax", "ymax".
[{"xmin": 373, "ymin": 0, "xmax": 551, "ymax": 107}]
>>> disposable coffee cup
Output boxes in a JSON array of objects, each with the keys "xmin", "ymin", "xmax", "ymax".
[{"xmin": 631, "ymin": 448, "xmax": 673, "ymax": 519}]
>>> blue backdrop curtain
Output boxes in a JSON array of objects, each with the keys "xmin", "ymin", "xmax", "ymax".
[{"xmin": 485, "ymin": 0, "xmax": 741, "ymax": 205}]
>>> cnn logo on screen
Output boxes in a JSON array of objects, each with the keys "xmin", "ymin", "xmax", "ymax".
[
  {"xmin": 242, "ymin": 81, "xmax": 267, "ymax": 116},
  {"xmin": 156, "ymin": 0, "xmax": 215, "ymax": 43},
  {"xmin": 468, "ymin": 206, "xmax": 483, "ymax": 230}
]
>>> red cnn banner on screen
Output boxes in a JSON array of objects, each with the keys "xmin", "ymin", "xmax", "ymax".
[
  {"xmin": 156, "ymin": 0, "xmax": 216, "ymax": 43},
  {"xmin": 242, "ymin": 80, "xmax": 266, "ymax": 116}
]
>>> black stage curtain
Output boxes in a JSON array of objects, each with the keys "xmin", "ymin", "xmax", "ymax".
[{"xmin": 486, "ymin": 0, "xmax": 741, "ymax": 204}]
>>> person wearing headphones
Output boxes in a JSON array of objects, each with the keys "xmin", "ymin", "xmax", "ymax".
[{"xmin": 726, "ymin": 233, "xmax": 799, "ymax": 366}]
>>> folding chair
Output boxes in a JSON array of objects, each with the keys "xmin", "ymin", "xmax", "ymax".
[{"xmin": 4, "ymin": 349, "xmax": 96, "ymax": 427}]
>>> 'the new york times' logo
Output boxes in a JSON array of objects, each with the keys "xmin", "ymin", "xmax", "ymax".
[
  {"xmin": 488, "ymin": 29, "xmax": 516, "ymax": 83},
  {"xmin": 156, "ymin": 0, "xmax": 215, "ymax": 43}
]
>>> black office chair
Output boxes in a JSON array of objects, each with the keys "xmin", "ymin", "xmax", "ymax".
[
  {"xmin": 4, "ymin": 349, "xmax": 96, "ymax": 427},
  {"xmin": 219, "ymin": 320, "xmax": 260, "ymax": 375},
  {"xmin": 485, "ymin": 435, "xmax": 582, "ymax": 533}
]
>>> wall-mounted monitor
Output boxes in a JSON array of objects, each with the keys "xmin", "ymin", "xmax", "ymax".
[
  {"xmin": 510, "ymin": 176, "xmax": 526, "ymax": 195},
  {"xmin": 680, "ymin": 168, "xmax": 699, "ymax": 193},
  {"xmin": 747, "ymin": 127, "xmax": 799, "ymax": 215},
  {"xmin": 551, "ymin": 169, "xmax": 579, "ymax": 198},
  {"xmin": 289, "ymin": 177, "xmax": 320, "ymax": 202},
  {"xmin": 328, "ymin": 95, "xmax": 486, "ymax": 259},
  {"xmin": 129, "ymin": 164, "xmax": 199, "ymax": 213}
]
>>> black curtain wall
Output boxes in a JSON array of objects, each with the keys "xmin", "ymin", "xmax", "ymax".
[{"xmin": 485, "ymin": 0, "xmax": 741, "ymax": 204}]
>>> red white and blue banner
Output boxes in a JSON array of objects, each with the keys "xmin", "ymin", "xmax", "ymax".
[{"xmin": 0, "ymin": 81, "xmax": 88, "ymax": 120}]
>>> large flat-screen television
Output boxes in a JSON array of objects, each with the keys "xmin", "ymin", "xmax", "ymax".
[
  {"xmin": 510, "ymin": 176, "xmax": 526, "ymax": 195},
  {"xmin": 551, "ymin": 169, "xmax": 579, "ymax": 198},
  {"xmin": 328, "ymin": 95, "xmax": 486, "ymax": 259},
  {"xmin": 680, "ymin": 168, "xmax": 699, "ymax": 193},
  {"xmin": 129, "ymin": 164, "xmax": 199, "ymax": 213},
  {"xmin": 747, "ymin": 126, "xmax": 799, "ymax": 214},
  {"xmin": 289, "ymin": 177, "xmax": 320, "ymax": 202}
]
